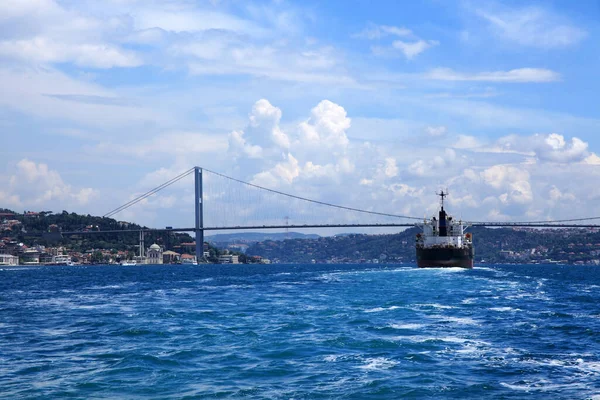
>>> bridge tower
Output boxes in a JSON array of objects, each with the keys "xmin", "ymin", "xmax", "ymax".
[{"xmin": 194, "ymin": 167, "xmax": 204, "ymax": 260}]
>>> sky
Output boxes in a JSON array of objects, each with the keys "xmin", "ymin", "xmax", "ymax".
[{"xmin": 2, "ymin": 0, "xmax": 600, "ymax": 231}]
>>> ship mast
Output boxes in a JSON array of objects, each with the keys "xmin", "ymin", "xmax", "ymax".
[
  {"xmin": 437, "ymin": 189, "xmax": 448, "ymax": 211},
  {"xmin": 436, "ymin": 190, "xmax": 449, "ymax": 237}
]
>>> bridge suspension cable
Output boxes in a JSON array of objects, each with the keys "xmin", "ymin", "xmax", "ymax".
[
  {"xmin": 103, "ymin": 167, "xmax": 195, "ymax": 219},
  {"xmin": 469, "ymin": 216, "xmax": 600, "ymax": 225},
  {"xmin": 202, "ymin": 168, "xmax": 423, "ymax": 221},
  {"xmin": 103, "ymin": 165, "xmax": 600, "ymax": 228}
]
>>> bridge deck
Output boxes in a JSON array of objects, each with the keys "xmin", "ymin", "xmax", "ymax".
[{"xmin": 58, "ymin": 222, "xmax": 600, "ymax": 235}]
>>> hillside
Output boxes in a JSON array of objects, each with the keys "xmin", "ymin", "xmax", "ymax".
[
  {"xmin": 3, "ymin": 208, "xmax": 600, "ymax": 265},
  {"xmin": 246, "ymin": 226, "xmax": 600, "ymax": 265},
  {"xmin": 0, "ymin": 208, "xmax": 194, "ymax": 253}
]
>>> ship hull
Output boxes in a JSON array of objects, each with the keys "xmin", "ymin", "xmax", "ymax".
[{"xmin": 416, "ymin": 247, "xmax": 474, "ymax": 269}]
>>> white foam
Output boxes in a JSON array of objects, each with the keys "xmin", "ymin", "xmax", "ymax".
[
  {"xmin": 86, "ymin": 284, "xmax": 124, "ymax": 290},
  {"xmin": 489, "ymin": 307, "xmax": 520, "ymax": 312},
  {"xmin": 323, "ymin": 355, "xmax": 340, "ymax": 362},
  {"xmin": 416, "ymin": 303, "xmax": 455, "ymax": 310},
  {"xmin": 389, "ymin": 323, "xmax": 425, "ymax": 330},
  {"xmin": 500, "ymin": 380, "xmax": 587, "ymax": 392},
  {"xmin": 364, "ymin": 306, "xmax": 401, "ymax": 313},
  {"xmin": 441, "ymin": 316, "xmax": 479, "ymax": 325},
  {"xmin": 358, "ymin": 357, "xmax": 397, "ymax": 371}
]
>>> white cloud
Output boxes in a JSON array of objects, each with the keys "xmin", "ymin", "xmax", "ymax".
[
  {"xmin": 548, "ymin": 185, "xmax": 575, "ymax": 202},
  {"xmin": 134, "ymin": 8, "xmax": 265, "ymax": 36},
  {"xmin": 383, "ymin": 158, "xmax": 398, "ymax": 178},
  {"xmin": 425, "ymin": 68, "xmax": 560, "ymax": 83},
  {"xmin": 353, "ymin": 24, "xmax": 413, "ymax": 40},
  {"xmin": 1, "ymin": 159, "xmax": 97, "ymax": 209},
  {"xmin": 494, "ymin": 133, "xmax": 589, "ymax": 163},
  {"xmin": 249, "ymin": 99, "xmax": 290, "ymax": 149},
  {"xmin": 453, "ymin": 135, "xmax": 481, "ymax": 149},
  {"xmin": 425, "ymin": 126, "xmax": 447, "ymax": 137},
  {"xmin": 0, "ymin": 0, "xmax": 142, "ymax": 69},
  {"xmin": 297, "ymin": 100, "xmax": 351, "ymax": 149},
  {"xmin": 97, "ymin": 131, "xmax": 229, "ymax": 158},
  {"xmin": 356, "ymin": 23, "xmax": 437, "ymax": 59},
  {"xmin": 251, "ymin": 153, "xmax": 300, "ymax": 187},
  {"xmin": 391, "ymin": 39, "xmax": 439, "ymax": 59},
  {"xmin": 583, "ymin": 153, "xmax": 600, "ymax": 165},
  {"xmin": 229, "ymin": 130, "xmax": 263, "ymax": 159},
  {"xmin": 480, "ymin": 165, "xmax": 532, "ymax": 205},
  {"xmin": 474, "ymin": 5, "xmax": 587, "ymax": 48},
  {"xmin": 407, "ymin": 148, "xmax": 462, "ymax": 177},
  {"xmin": 0, "ymin": 37, "xmax": 142, "ymax": 68}
]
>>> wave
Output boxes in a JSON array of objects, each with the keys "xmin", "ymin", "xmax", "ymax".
[{"xmin": 364, "ymin": 306, "xmax": 402, "ymax": 313}]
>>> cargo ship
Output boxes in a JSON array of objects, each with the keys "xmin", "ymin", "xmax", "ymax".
[{"xmin": 415, "ymin": 191, "xmax": 473, "ymax": 268}]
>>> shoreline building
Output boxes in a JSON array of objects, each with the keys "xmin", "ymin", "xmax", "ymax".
[
  {"xmin": 146, "ymin": 244, "xmax": 163, "ymax": 265},
  {"xmin": 0, "ymin": 253, "xmax": 18, "ymax": 266}
]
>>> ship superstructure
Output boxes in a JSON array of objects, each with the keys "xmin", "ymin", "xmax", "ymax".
[{"xmin": 415, "ymin": 191, "xmax": 473, "ymax": 268}]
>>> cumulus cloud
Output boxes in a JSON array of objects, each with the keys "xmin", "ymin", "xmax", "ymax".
[
  {"xmin": 251, "ymin": 153, "xmax": 300, "ymax": 187},
  {"xmin": 480, "ymin": 164, "xmax": 533, "ymax": 205},
  {"xmin": 229, "ymin": 130, "xmax": 263, "ymax": 159},
  {"xmin": 248, "ymin": 99, "xmax": 290, "ymax": 149},
  {"xmin": 298, "ymin": 100, "xmax": 351, "ymax": 149},
  {"xmin": 228, "ymin": 99, "xmax": 292, "ymax": 160},
  {"xmin": 407, "ymin": 148, "xmax": 462, "ymax": 177},
  {"xmin": 495, "ymin": 133, "xmax": 589, "ymax": 163},
  {"xmin": 1, "ymin": 159, "xmax": 97, "ymax": 209}
]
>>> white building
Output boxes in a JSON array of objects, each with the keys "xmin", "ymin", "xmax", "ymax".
[
  {"xmin": 0, "ymin": 254, "xmax": 18, "ymax": 266},
  {"xmin": 146, "ymin": 244, "xmax": 163, "ymax": 264},
  {"xmin": 218, "ymin": 254, "xmax": 239, "ymax": 264}
]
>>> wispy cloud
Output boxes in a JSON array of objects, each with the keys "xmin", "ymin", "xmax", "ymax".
[
  {"xmin": 353, "ymin": 23, "xmax": 413, "ymax": 40},
  {"xmin": 355, "ymin": 23, "xmax": 437, "ymax": 60},
  {"xmin": 425, "ymin": 67, "xmax": 560, "ymax": 83},
  {"xmin": 473, "ymin": 4, "xmax": 587, "ymax": 48}
]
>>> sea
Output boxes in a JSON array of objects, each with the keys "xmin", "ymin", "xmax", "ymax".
[{"xmin": 1, "ymin": 263, "xmax": 600, "ymax": 399}]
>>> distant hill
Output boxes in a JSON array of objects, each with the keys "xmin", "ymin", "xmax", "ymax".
[
  {"xmin": 206, "ymin": 232, "xmax": 320, "ymax": 244},
  {"xmin": 246, "ymin": 226, "xmax": 600, "ymax": 265},
  {"xmin": 3, "ymin": 207, "xmax": 600, "ymax": 265}
]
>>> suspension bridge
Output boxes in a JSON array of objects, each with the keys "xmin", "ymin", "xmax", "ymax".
[{"xmin": 57, "ymin": 167, "xmax": 600, "ymax": 258}]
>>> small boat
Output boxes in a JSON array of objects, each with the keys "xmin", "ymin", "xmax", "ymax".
[{"xmin": 120, "ymin": 260, "xmax": 137, "ymax": 266}]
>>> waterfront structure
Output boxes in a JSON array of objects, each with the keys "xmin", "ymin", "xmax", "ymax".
[
  {"xmin": 146, "ymin": 244, "xmax": 163, "ymax": 264},
  {"xmin": 20, "ymin": 250, "xmax": 40, "ymax": 265},
  {"xmin": 162, "ymin": 250, "xmax": 180, "ymax": 264},
  {"xmin": 180, "ymin": 254, "xmax": 197, "ymax": 265},
  {"xmin": 0, "ymin": 253, "xmax": 18, "ymax": 266},
  {"xmin": 218, "ymin": 254, "xmax": 239, "ymax": 264}
]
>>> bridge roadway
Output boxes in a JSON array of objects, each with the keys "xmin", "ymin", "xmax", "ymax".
[{"xmin": 59, "ymin": 222, "xmax": 600, "ymax": 235}]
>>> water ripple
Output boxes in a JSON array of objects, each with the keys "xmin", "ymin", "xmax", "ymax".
[{"xmin": 1, "ymin": 263, "xmax": 600, "ymax": 398}]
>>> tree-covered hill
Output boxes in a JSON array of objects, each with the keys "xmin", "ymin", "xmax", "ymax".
[
  {"xmin": 246, "ymin": 226, "xmax": 600, "ymax": 265},
  {"xmin": 0, "ymin": 208, "xmax": 194, "ymax": 252}
]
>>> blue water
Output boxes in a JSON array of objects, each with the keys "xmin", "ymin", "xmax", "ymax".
[{"xmin": 1, "ymin": 264, "xmax": 600, "ymax": 399}]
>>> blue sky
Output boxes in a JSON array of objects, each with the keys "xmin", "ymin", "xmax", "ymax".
[{"xmin": 2, "ymin": 0, "xmax": 600, "ymax": 230}]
